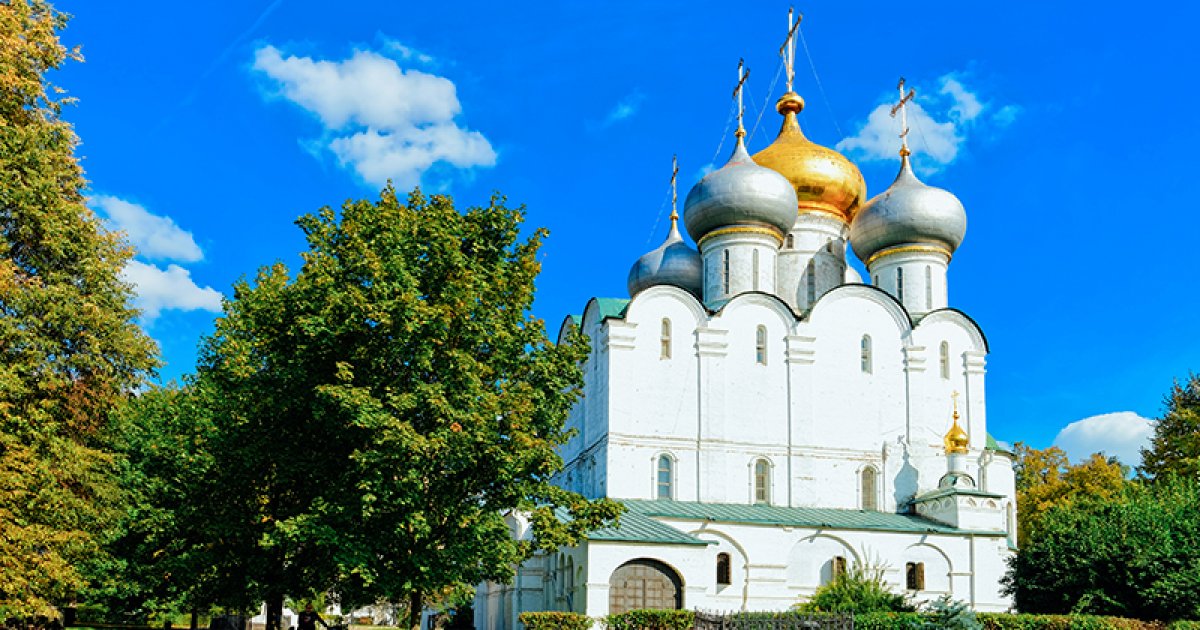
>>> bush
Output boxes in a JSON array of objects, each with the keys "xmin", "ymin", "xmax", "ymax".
[
  {"xmin": 603, "ymin": 609, "xmax": 694, "ymax": 630},
  {"xmin": 519, "ymin": 611, "xmax": 593, "ymax": 630},
  {"xmin": 923, "ymin": 596, "xmax": 982, "ymax": 630},
  {"xmin": 855, "ymin": 612, "xmax": 925, "ymax": 629},
  {"xmin": 978, "ymin": 613, "xmax": 1162, "ymax": 629},
  {"xmin": 795, "ymin": 562, "xmax": 914, "ymax": 614},
  {"xmin": 1168, "ymin": 623, "xmax": 1200, "ymax": 630}
]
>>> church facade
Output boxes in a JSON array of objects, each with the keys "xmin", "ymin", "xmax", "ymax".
[{"xmin": 474, "ymin": 33, "xmax": 1017, "ymax": 630}]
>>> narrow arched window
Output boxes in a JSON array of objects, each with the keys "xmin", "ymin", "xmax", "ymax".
[
  {"xmin": 660, "ymin": 318, "xmax": 672, "ymax": 360},
  {"xmin": 752, "ymin": 249, "xmax": 760, "ymax": 291},
  {"xmin": 755, "ymin": 326, "xmax": 767, "ymax": 365},
  {"xmin": 721, "ymin": 250, "xmax": 730, "ymax": 294},
  {"xmin": 806, "ymin": 259, "xmax": 816, "ymax": 305},
  {"xmin": 656, "ymin": 455, "xmax": 673, "ymax": 500},
  {"xmin": 754, "ymin": 459, "xmax": 770, "ymax": 504},
  {"xmin": 861, "ymin": 467, "xmax": 878, "ymax": 511},
  {"xmin": 925, "ymin": 265, "xmax": 933, "ymax": 309},
  {"xmin": 833, "ymin": 556, "xmax": 847, "ymax": 579},
  {"xmin": 861, "ymin": 335, "xmax": 873, "ymax": 374},
  {"xmin": 906, "ymin": 562, "xmax": 925, "ymax": 591},
  {"xmin": 897, "ymin": 267, "xmax": 905, "ymax": 302},
  {"xmin": 786, "ymin": 234, "xmax": 795, "ymax": 249},
  {"xmin": 939, "ymin": 341, "xmax": 950, "ymax": 379},
  {"xmin": 716, "ymin": 553, "xmax": 732, "ymax": 586}
]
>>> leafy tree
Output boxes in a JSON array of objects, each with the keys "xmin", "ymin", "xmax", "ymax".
[
  {"xmin": 192, "ymin": 188, "xmax": 620, "ymax": 629},
  {"xmin": 1012, "ymin": 444, "xmax": 1128, "ymax": 543},
  {"xmin": 1139, "ymin": 374, "xmax": 1200, "ymax": 481},
  {"xmin": 1003, "ymin": 477, "xmax": 1200, "ymax": 620},
  {"xmin": 0, "ymin": 0, "xmax": 157, "ymax": 615},
  {"xmin": 795, "ymin": 559, "xmax": 914, "ymax": 614}
]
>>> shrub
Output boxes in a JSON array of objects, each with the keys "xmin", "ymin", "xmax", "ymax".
[
  {"xmin": 855, "ymin": 612, "xmax": 925, "ymax": 629},
  {"xmin": 603, "ymin": 609, "xmax": 694, "ymax": 630},
  {"xmin": 978, "ymin": 613, "xmax": 1164, "ymax": 629},
  {"xmin": 519, "ymin": 611, "xmax": 593, "ymax": 630},
  {"xmin": 923, "ymin": 596, "xmax": 982, "ymax": 630},
  {"xmin": 795, "ymin": 561, "xmax": 914, "ymax": 614}
]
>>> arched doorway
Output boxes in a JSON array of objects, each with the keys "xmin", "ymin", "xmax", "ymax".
[{"xmin": 608, "ymin": 558, "xmax": 683, "ymax": 614}]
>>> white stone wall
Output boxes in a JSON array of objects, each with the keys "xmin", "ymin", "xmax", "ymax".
[
  {"xmin": 868, "ymin": 250, "xmax": 950, "ymax": 318},
  {"xmin": 700, "ymin": 232, "xmax": 779, "ymax": 307}
]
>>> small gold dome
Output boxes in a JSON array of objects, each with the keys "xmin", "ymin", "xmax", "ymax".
[
  {"xmin": 944, "ymin": 415, "xmax": 970, "ymax": 455},
  {"xmin": 752, "ymin": 92, "xmax": 867, "ymax": 223}
]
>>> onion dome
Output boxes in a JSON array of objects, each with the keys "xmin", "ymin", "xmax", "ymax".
[
  {"xmin": 752, "ymin": 92, "xmax": 866, "ymax": 223},
  {"xmin": 683, "ymin": 136, "xmax": 797, "ymax": 247},
  {"xmin": 944, "ymin": 411, "xmax": 970, "ymax": 455},
  {"xmin": 627, "ymin": 214, "xmax": 702, "ymax": 298},
  {"xmin": 849, "ymin": 154, "xmax": 967, "ymax": 265}
]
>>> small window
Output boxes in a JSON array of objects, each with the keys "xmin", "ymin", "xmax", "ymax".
[
  {"xmin": 656, "ymin": 455, "xmax": 673, "ymax": 500},
  {"xmin": 925, "ymin": 265, "xmax": 933, "ymax": 309},
  {"xmin": 939, "ymin": 341, "xmax": 950, "ymax": 379},
  {"xmin": 716, "ymin": 553, "xmax": 732, "ymax": 586},
  {"xmin": 860, "ymin": 335, "xmax": 873, "ymax": 374},
  {"xmin": 786, "ymin": 234, "xmax": 795, "ymax": 249},
  {"xmin": 660, "ymin": 318, "xmax": 672, "ymax": 360},
  {"xmin": 906, "ymin": 562, "xmax": 925, "ymax": 591},
  {"xmin": 752, "ymin": 249, "xmax": 760, "ymax": 291},
  {"xmin": 833, "ymin": 556, "xmax": 848, "ymax": 579},
  {"xmin": 806, "ymin": 259, "xmax": 816, "ymax": 305},
  {"xmin": 754, "ymin": 458, "xmax": 770, "ymax": 504},
  {"xmin": 722, "ymin": 250, "xmax": 730, "ymax": 294},
  {"xmin": 861, "ymin": 467, "xmax": 878, "ymax": 511},
  {"xmin": 755, "ymin": 326, "xmax": 768, "ymax": 365},
  {"xmin": 897, "ymin": 267, "xmax": 905, "ymax": 302}
]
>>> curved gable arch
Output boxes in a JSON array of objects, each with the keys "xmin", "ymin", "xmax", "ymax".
[
  {"xmin": 712, "ymin": 291, "xmax": 799, "ymax": 328},
  {"xmin": 916, "ymin": 308, "xmax": 989, "ymax": 353},
  {"xmin": 624, "ymin": 284, "xmax": 709, "ymax": 325},
  {"xmin": 809, "ymin": 284, "xmax": 913, "ymax": 335}
]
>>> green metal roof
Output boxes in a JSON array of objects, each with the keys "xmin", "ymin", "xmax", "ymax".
[
  {"xmin": 985, "ymin": 433, "xmax": 1014, "ymax": 455},
  {"xmin": 622, "ymin": 499, "xmax": 1006, "ymax": 537},
  {"xmin": 912, "ymin": 487, "xmax": 1006, "ymax": 502},
  {"xmin": 557, "ymin": 507, "xmax": 708, "ymax": 546},
  {"xmin": 593, "ymin": 297, "xmax": 630, "ymax": 320}
]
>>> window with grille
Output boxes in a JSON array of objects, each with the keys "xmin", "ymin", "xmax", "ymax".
[
  {"xmin": 861, "ymin": 467, "xmax": 878, "ymax": 511},
  {"xmin": 861, "ymin": 335, "xmax": 873, "ymax": 374},
  {"xmin": 660, "ymin": 318, "xmax": 671, "ymax": 360},
  {"xmin": 716, "ymin": 553, "xmax": 731, "ymax": 586},
  {"xmin": 906, "ymin": 562, "xmax": 925, "ymax": 591},
  {"xmin": 722, "ymin": 250, "xmax": 730, "ymax": 294},
  {"xmin": 755, "ymin": 326, "xmax": 768, "ymax": 365},
  {"xmin": 940, "ymin": 341, "xmax": 950, "ymax": 379},
  {"xmin": 897, "ymin": 267, "xmax": 905, "ymax": 302},
  {"xmin": 833, "ymin": 556, "xmax": 847, "ymax": 579},
  {"xmin": 754, "ymin": 459, "xmax": 770, "ymax": 504},
  {"xmin": 656, "ymin": 455, "xmax": 673, "ymax": 500}
]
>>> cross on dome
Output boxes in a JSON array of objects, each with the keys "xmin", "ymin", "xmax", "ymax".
[
  {"xmin": 890, "ymin": 77, "xmax": 916, "ymax": 157},
  {"xmin": 669, "ymin": 154, "xmax": 679, "ymax": 224},
  {"xmin": 733, "ymin": 59, "xmax": 750, "ymax": 137},
  {"xmin": 779, "ymin": 7, "xmax": 802, "ymax": 93}
]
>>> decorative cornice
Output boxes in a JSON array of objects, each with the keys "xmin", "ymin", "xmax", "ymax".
[
  {"xmin": 697, "ymin": 225, "xmax": 784, "ymax": 249},
  {"xmin": 785, "ymin": 334, "xmax": 817, "ymax": 364},
  {"xmin": 865, "ymin": 244, "xmax": 951, "ymax": 268}
]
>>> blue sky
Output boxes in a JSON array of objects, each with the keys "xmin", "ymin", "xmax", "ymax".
[{"xmin": 56, "ymin": 1, "xmax": 1199, "ymax": 465}]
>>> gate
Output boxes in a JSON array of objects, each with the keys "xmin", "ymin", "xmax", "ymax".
[{"xmin": 692, "ymin": 611, "xmax": 854, "ymax": 630}]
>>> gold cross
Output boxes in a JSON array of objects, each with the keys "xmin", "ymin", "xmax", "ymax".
[
  {"xmin": 951, "ymin": 390, "xmax": 960, "ymax": 417},
  {"xmin": 778, "ymin": 7, "xmax": 803, "ymax": 92},
  {"xmin": 733, "ymin": 59, "xmax": 750, "ymax": 137},
  {"xmin": 890, "ymin": 77, "xmax": 916, "ymax": 157}
]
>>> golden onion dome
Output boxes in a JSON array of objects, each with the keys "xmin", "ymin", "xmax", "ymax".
[
  {"xmin": 944, "ymin": 413, "xmax": 970, "ymax": 455},
  {"xmin": 752, "ymin": 92, "xmax": 867, "ymax": 223}
]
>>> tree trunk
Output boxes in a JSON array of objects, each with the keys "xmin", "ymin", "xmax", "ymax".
[
  {"xmin": 266, "ymin": 593, "xmax": 285, "ymax": 630},
  {"xmin": 190, "ymin": 610, "xmax": 198, "ymax": 630},
  {"xmin": 406, "ymin": 590, "xmax": 423, "ymax": 630}
]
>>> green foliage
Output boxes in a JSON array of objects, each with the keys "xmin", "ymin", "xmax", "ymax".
[
  {"xmin": 1139, "ymin": 374, "xmax": 1200, "ymax": 481},
  {"xmin": 855, "ymin": 612, "xmax": 925, "ymax": 630},
  {"xmin": 518, "ymin": 611, "xmax": 593, "ymax": 630},
  {"xmin": 795, "ymin": 561, "xmax": 914, "ymax": 614},
  {"xmin": 603, "ymin": 609, "xmax": 693, "ymax": 630},
  {"xmin": 1012, "ymin": 444, "xmax": 1131, "ymax": 544},
  {"xmin": 188, "ymin": 188, "xmax": 620, "ymax": 627},
  {"xmin": 977, "ymin": 613, "xmax": 1164, "ymax": 629},
  {"xmin": 922, "ymin": 596, "xmax": 982, "ymax": 630},
  {"xmin": 0, "ymin": 0, "xmax": 157, "ymax": 615},
  {"xmin": 1168, "ymin": 622, "xmax": 1200, "ymax": 630},
  {"xmin": 1003, "ymin": 477, "xmax": 1200, "ymax": 620}
]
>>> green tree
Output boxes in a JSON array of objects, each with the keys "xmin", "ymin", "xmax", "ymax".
[
  {"xmin": 795, "ymin": 560, "xmax": 914, "ymax": 614},
  {"xmin": 0, "ymin": 0, "xmax": 157, "ymax": 615},
  {"xmin": 1139, "ymin": 374, "xmax": 1200, "ymax": 481},
  {"xmin": 192, "ymin": 188, "xmax": 620, "ymax": 629},
  {"xmin": 1011, "ymin": 444, "xmax": 1128, "ymax": 543},
  {"xmin": 1002, "ymin": 477, "xmax": 1200, "ymax": 620}
]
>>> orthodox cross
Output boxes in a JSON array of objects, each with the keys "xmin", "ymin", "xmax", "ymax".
[
  {"xmin": 670, "ymin": 155, "xmax": 680, "ymax": 223},
  {"xmin": 890, "ymin": 77, "xmax": 916, "ymax": 157},
  {"xmin": 951, "ymin": 390, "xmax": 961, "ymax": 418},
  {"xmin": 779, "ymin": 7, "xmax": 803, "ymax": 92},
  {"xmin": 733, "ymin": 58, "xmax": 750, "ymax": 136}
]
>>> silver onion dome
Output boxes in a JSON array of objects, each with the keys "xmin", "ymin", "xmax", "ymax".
[
  {"xmin": 683, "ymin": 137, "xmax": 798, "ymax": 244},
  {"xmin": 627, "ymin": 217, "xmax": 702, "ymax": 298},
  {"xmin": 850, "ymin": 155, "xmax": 966, "ymax": 263}
]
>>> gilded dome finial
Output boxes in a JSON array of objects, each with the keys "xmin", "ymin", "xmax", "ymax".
[
  {"xmin": 944, "ymin": 391, "xmax": 970, "ymax": 455},
  {"xmin": 890, "ymin": 77, "xmax": 916, "ymax": 158}
]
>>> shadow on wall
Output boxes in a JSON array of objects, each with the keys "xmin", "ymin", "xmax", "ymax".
[{"xmin": 893, "ymin": 443, "xmax": 919, "ymax": 508}]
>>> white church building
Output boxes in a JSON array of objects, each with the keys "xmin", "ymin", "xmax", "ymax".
[{"xmin": 475, "ymin": 29, "xmax": 1018, "ymax": 629}]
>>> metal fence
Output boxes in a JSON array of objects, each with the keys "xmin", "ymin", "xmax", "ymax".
[{"xmin": 692, "ymin": 611, "xmax": 854, "ymax": 630}]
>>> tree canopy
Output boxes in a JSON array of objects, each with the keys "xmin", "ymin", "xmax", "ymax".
[
  {"xmin": 1011, "ymin": 443, "xmax": 1128, "ymax": 544},
  {"xmin": 1139, "ymin": 373, "xmax": 1200, "ymax": 481},
  {"xmin": 188, "ymin": 188, "xmax": 620, "ymax": 629},
  {"xmin": 0, "ymin": 0, "xmax": 157, "ymax": 615}
]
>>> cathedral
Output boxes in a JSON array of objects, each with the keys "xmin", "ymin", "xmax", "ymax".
[{"xmin": 474, "ymin": 17, "xmax": 1017, "ymax": 629}]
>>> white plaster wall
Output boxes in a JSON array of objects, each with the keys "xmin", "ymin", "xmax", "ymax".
[{"xmin": 869, "ymin": 251, "xmax": 949, "ymax": 317}]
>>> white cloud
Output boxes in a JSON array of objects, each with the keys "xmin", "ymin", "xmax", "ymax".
[
  {"xmin": 1053, "ymin": 411, "xmax": 1154, "ymax": 466},
  {"xmin": 836, "ymin": 73, "xmax": 1016, "ymax": 172},
  {"xmin": 252, "ymin": 44, "xmax": 496, "ymax": 188},
  {"xmin": 122, "ymin": 260, "xmax": 223, "ymax": 321},
  {"xmin": 90, "ymin": 195, "xmax": 203, "ymax": 262},
  {"xmin": 601, "ymin": 91, "xmax": 645, "ymax": 127}
]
